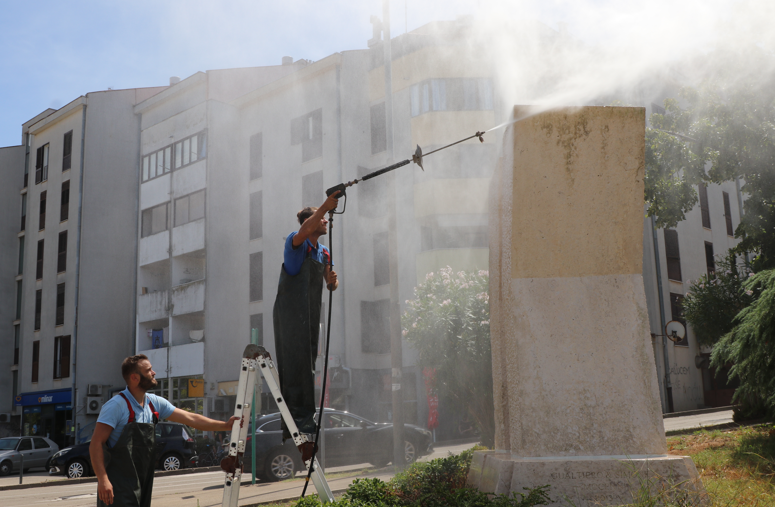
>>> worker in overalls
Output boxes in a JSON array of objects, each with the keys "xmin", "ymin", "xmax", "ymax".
[
  {"xmin": 90, "ymin": 354, "xmax": 237, "ymax": 506},
  {"xmin": 273, "ymin": 192, "xmax": 340, "ymax": 450}
]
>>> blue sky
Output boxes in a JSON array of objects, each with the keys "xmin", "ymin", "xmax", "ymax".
[{"xmin": 0, "ymin": 0, "xmax": 487, "ymax": 147}]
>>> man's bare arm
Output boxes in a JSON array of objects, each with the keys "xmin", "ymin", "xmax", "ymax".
[
  {"xmin": 292, "ymin": 192, "xmax": 340, "ymax": 247},
  {"xmin": 167, "ymin": 409, "xmax": 238, "ymax": 431},
  {"xmin": 90, "ymin": 423, "xmax": 115, "ymax": 505}
]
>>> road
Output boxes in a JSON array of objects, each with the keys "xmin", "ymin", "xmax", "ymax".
[{"xmin": 0, "ymin": 441, "xmax": 475, "ymax": 507}]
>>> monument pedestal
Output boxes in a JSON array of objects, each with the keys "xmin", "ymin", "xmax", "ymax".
[
  {"xmin": 469, "ymin": 452, "xmax": 706, "ymax": 507},
  {"xmin": 480, "ymin": 106, "xmax": 705, "ymax": 505}
]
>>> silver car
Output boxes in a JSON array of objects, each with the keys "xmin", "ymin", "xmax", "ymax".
[{"xmin": 0, "ymin": 436, "xmax": 59, "ymax": 475}]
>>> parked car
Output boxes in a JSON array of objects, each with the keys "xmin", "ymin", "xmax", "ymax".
[
  {"xmin": 242, "ymin": 409, "xmax": 433, "ymax": 482},
  {"xmin": 0, "ymin": 436, "xmax": 59, "ymax": 476},
  {"xmin": 47, "ymin": 422, "xmax": 198, "ymax": 478}
]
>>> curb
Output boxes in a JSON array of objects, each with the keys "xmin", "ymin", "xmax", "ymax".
[
  {"xmin": 665, "ymin": 419, "xmax": 770, "ymax": 437},
  {"xmin": 663, "ymin": 405, "xmax": 735, "ymax": 419},
  {"xmin": 0, "ymin": 465, "xmax": 223, "ymax": 492}
]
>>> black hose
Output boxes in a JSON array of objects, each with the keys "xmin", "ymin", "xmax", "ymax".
[{"xmin": 301, "ymin": 211, "xmax": 336, "ymax": 499}]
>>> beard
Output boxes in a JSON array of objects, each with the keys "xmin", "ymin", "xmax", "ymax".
[{"xmin": 138, "ymin": 372, "xmax": 157, "ymax": 391}]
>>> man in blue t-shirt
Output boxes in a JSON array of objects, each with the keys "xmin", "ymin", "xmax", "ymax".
[
  {"xmin": 90, "ymin": 355, "xmax": 237, "ymax": 506},
  {"xmin": 273, "ymin": 192, "xmax": 339, "ymax": 451}
]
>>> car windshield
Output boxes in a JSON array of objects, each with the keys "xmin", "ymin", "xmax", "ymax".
[{"xmin": 0, "ymin": 438, "xmax": 19, "ymax": 450}]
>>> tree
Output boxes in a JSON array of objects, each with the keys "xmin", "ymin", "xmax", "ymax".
[
  {"xmin": 682, "ymin": 253, "xmax": 755, "ymax": 346},
  {"xmin": 402, "ymin": 267, "xmax": 494, "ymax": 447},
  {"xmin": 710, "ymin": 269, "xmax": 775, "ymax": 415}
]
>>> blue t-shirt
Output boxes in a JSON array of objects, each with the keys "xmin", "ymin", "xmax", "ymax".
[
  {"xmin": 97, "ymin": 387, "xmax": 176, "ymax": 448},
  {"xmin": 283, "ymin": 232, "xmax": 331, "ymax": 276}
]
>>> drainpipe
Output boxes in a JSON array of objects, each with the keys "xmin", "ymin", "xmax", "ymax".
[
  {"xmin": 70, "ymin": 101, "xmax": 88, "ymax": 444},
  {"xmin": 651, "ymin": 215, "xmax": 673, "ymax": 413}
]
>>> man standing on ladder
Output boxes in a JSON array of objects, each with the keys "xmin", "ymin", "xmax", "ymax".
[
  {"xmin": 90, "ymin": 355, "xmax": 237, "ymax": 506},
  {"xmin": 273, "ymin": 192, "xmax": 340, "ymax": 456}
]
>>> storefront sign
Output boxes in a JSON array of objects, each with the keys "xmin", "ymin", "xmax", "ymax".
[
  {"xmin": 15, "ymin": 388, "xmax": 72, "ymax": 406},
  {"xmin": 23, "ymin": 406, "xmax": 41, "ymax": 414}
]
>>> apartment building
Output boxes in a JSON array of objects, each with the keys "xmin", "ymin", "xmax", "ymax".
[{"xmin": 5, "ymin": 88, "xmax": 165, "ymax": 447}]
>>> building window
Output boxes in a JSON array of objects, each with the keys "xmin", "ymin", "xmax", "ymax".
[
  {"xmin": 56, "ymin": 283, "xmax": 65, "ymax": 326},
  {"xmin": 361, "ymin": 299, "xmax": 390, "ymax": 354},
  {"xmin": 373, "ymin": 232, "xmax": 389, "ymax": 286},
  {"xmin": 670, "ymin": 293, "xmax": 689, "ymax": 346},
  {"xmin": 302, "ymin": 171, "xmax": 323, "ymax": 209},
  {"xmin": 62, "ymin": 131, "xmax": 73, "ymax": 171},
  {"xmin": 410, "ymin": 78, "xmax": 493, "ymax": 117},
  {"xmin": 357, "ymin": 166, "xmax": 386, "ymax": 218},
  {"xmin": 35, "ymin": 143, "xmax": 49, "ymax": 184},
  {"xmin": 722, "ymin": 191, "xmax": 734, "ymax": 236},
  {"xmin": 250, "ymin": 133, "xmax": 262, "ymax": 180},
  {"xmin": 36, "ymin": 240, "xmax": 44, "ymax": 280},
  {"xmin": 141, "ymin": 131, "xmax": 207, "ymax": 182},
  {"xmin": 53, "ymin": 335, "xmax": 71, "ymax": 379},
  {"xmin": 60, "ymin": 181, "xmax": 70, "ymax": 222},
  {"xmin": 174, "ymin": 190, "xmax": 206, "ymax": 227},
  {"xmin": 32, "ymin": 341, "xmax": 40, "ymax": 383},
  {"xmin": 20, "ymin": 194, "xmax": 27, "ymax": 231},
  {"xmin": 664, "ymin": 229, "xmax": 682, "ymax": 282},
  {"xmin": 18, "ymin": 237, "xmax": 24, "ymax": 275},
  {"xmin": 14, "ymin": 325, "xmax": 20, "ymax": 365},
  {"xmin": 12, "ymin": 371, "xmax": 18, "ymax": 405},
  {"xmin": 651, "ymin": 103, "xmax": 666, "ymax": 116},
  {"xmin": 705, "ymin": 242, "xmax": 715, "ymax": 276},
  {"xmin": 698, "ymin": 183, "xmax": 710, "ymax": 229},
  {"xmin": 291, "ymin": 109, "xmax": 323, "ymax": 162},
  {"xmin": 370, "ymin": 102, "xmax": 387, "ymax": 154},
  {"xmin": 57, "ymin": 231, "xmax": 67, "ymax": 273},
  {"xmin": 141, "ymin": 203, "xmax": 170, "ymax": 238},
  {"xmin": 420, "ymin": 225, "xmax": 488, "ymax": 251},
  {"xmin": 34, "ymin": 289, "xmax": 42, "ymax": 330},
  {"xmin": 39, "ymin": 191, "xmax": 46, "ymax": 231},
  {"xmin": 250, "ymin": 313, "xmax": 263, "ymax": 347},
  {"xmin": 16, "ymin": 281, "xmax": 22, "ymax": 320},
  {"xmin": 249, "ymin": 252, "xmax": 263, "ymax": 302},
  {"xmin": 250, "ymin": 191, "xmax": 262, "ymax": 240},
  {"xmin": 24, "ymin": 133, "xmax": 30, "ymax": 188}
]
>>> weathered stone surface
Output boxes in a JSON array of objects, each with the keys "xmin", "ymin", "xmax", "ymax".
[
  {"xmin": 479, "ymin": 106, "xmax": 705, "ymax": 504},
  {"xmin": 478, "ymin": 455, "xmax": 706, "ymax": 507}
]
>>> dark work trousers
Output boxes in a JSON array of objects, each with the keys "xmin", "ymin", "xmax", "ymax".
[
  {"xmin": 273, "ymin": 256, "xmax": 325, "ymax": 439},
  {"xmin": 97, "ymin": 394, "xmax": 158, "ymax": 507}
]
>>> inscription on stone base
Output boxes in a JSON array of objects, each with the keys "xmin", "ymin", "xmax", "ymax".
[{"xmin": 470, "ymin": 452, "xmax": 707, "ymax": 507}]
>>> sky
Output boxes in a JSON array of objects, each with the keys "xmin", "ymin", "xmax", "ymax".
[{"xmin": 0, "ymin": 0, "xmax": 772, "ymax": 148}]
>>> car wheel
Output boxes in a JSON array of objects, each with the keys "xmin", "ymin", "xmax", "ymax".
[
  {"xmin": 404, "ymin": 440, "xmax": 417, "ymax": 464},
  {"xmin": 266, "ymin": 449, "xmax": 296, "ymax": 482},
  {"xmin": 67, "ymin": 459, "xmax": 88, "ymax": 479},
  {"xmin": 0, "ymin": 460, "xmax": 11, "ymax": 476},
  {"xmin": 162, "ymin": 453, "xmax": 182, "ymax": 471}
]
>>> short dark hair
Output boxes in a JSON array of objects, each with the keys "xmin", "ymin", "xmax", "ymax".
[
  {"xmin": 121, "ymin": 354, "xmax": 149, "ymax": 383},
  {"xmin": 297, "ymin": 207, "xmax": 318, "ymax": 225}
]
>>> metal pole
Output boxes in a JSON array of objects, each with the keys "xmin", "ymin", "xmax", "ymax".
[
  {"xmin": 651, "ymin": 216, "xmax": 673, "ymax": 413},
  {"xmin": 382, "ymin": 0, "xmax": 405, "ymax": 472},
  {"xmin": 19, "ymin": 455, "xmax": 23, "ymax": 484},
  {"xmin": 250, "ymin": 328, "xmax": 258, "ymax": 485}
]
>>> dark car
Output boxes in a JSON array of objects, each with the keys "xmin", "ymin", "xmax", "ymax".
[
  {"xmin": 47, "ymin": 422, "xmax": 198, "ymax": 478},
  {"xmin": 243, "ymin": 409, "xmax": 433, "ymax": 482},
  {"xmin": 0, "ymin": 437, "xmax": 59, "ymax": 476}
]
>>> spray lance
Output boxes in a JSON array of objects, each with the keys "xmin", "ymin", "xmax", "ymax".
[{"xmin": 325, "ymin": 130, "xmax": 488, "ymax": 210}]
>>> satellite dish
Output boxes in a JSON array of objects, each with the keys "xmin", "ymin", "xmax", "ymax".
[{"xmin": 665, "ymin": 320, "xmax": 686, "ymax": 342}]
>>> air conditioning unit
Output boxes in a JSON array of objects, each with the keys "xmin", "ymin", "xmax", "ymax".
[
  {"xmin": 87, "ymin": 384, "xmax": 103, "ymax": 396},
  {"xmin": 211, "ymin": 397, "xmax": 230, "ymax": 413},
  {"xmin": 0, "ymin": 413, "xmax": 11, "ymax": 423},
  {"xmin": 86, "ymin": 396, "xmax": 104, "ymax": 415}
]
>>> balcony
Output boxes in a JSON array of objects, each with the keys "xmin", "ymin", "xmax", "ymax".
[
  {"xmin": 415, "ymin": 248, "xmax": 489, "ymax": 281},
  {"xmin": 140, "ymin": 231, "xmax": 169, "ymax": 266},
  {"xmin": 138, "ymin": 290, "xmax": 169, "ymax": 323},
  {"xmin": 172, "ymin": 219, "xmax": 204, "ymax": 257},
  {"xmin": 171, "ymin": 279, "xmax": 205, "ymax": 316},
  {"xmin": 138, "ymin": 342, "xmax": 204, "ymax": 378}
]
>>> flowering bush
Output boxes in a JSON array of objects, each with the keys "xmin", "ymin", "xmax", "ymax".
[
  {"xmin": 682, "ymin": 253, "xmax": 754, "ymax": 346},
  {"xmin": 402, "ymin": 267, "xmax": 494, "ymax": 446}
]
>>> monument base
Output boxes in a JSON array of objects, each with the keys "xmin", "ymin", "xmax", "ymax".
[{"xmin": 468, "ymin": 451, "xmax": 707, "ymax": 507}]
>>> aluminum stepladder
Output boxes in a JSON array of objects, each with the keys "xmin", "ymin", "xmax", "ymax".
[{"xmin": 221, "ymin": 344, "xmax": 334, "ymax": 507}]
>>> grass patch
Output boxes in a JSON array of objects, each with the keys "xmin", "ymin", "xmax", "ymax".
[{"xmin": 666, "ymin": 423, "xmax": 775, "ymax": 506}]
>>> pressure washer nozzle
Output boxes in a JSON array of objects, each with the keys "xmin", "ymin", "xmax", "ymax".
[
  {"xmin": 413, "ymin": 145, "xmax": 424, "ymax": 170},
  {"xmin": 476, "ymin": 131, "xmax": 485, "ymax": 143}
]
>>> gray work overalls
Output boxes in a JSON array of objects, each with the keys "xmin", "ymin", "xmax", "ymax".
[
  {"xmin": 97, "ymin": 393, "xmax": 158, "ymax": 507},
  {"xmin": 273, "ymin": 246, "xmax": 327, "ymax": 439}
]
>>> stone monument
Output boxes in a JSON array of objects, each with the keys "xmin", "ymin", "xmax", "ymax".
[{"xmin": 469, "ymin": 106, "xmax": 705, "ymax": 506}]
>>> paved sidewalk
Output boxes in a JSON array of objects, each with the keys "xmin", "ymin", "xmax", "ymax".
[{"xmin": 663, "ymin": 408, "xmax": 735, "ymax": 435}]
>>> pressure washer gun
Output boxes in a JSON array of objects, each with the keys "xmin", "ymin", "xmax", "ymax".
[{"xmin": 325, "ymin": 131, "xmax": 486, "ymax": 213}]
